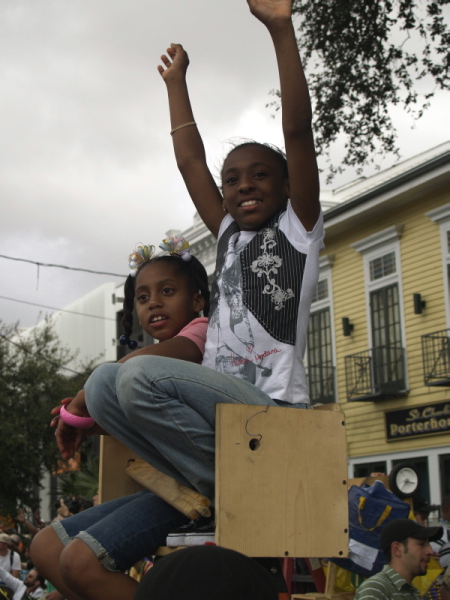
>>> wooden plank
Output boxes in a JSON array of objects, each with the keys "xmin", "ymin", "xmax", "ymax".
[
  {"xmin": 98, "ymin": 436, "xmax": 142, "ymax": 503},
  {"xmin": 216, "ymin": 405, "xmax": 349, "ymax": 558}
]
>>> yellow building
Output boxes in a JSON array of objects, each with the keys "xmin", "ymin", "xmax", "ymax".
[
  {"xmin": 310, "ymin": 142, "xmax": 450, "ymax": 506},
  {"xmin": 161, "ymin": 142, "xmax": 450, "ymax": 508}
]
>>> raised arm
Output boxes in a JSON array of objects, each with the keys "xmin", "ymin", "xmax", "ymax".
[
  {"xmin": 248, "ymin": 0, "xmax": 320, "ymax": 231},
  {"xmin": 158, "ymin": 44, "xmax": 224, "ymax": 237}
]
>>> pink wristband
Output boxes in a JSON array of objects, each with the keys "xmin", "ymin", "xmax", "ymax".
[{"xmin": 59, "ymin": 405, "xmax": 95, "ymax": 429}]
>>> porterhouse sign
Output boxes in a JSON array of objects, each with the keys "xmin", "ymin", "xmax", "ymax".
[{"xmin": 386, "ymin": 401, "xmax": 450, "ymax": 441}]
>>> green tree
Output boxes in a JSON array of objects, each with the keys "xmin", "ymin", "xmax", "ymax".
[
  {"xmin": 272, "ymin": 0, "xmax": 450, "ymax": 181},
  {"xmin": 0, "ymin": 320, "xmax": 91, "ymax": 517}
]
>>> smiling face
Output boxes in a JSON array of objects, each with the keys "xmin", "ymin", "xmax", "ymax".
[
  {"xmin": 134, "ymin": 260, "xmax": 204, "ymax": 342},
  {"xmin": 221, "ymin": 144, "xmax": 290, "ymax": 231}
]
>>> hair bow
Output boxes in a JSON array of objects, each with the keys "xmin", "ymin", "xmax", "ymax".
[
  {"xmin": 159, "ymin": 234, "xmax": 191, "ymax": 262},
  {"xmin": 128, "ymin": 244, "xmax": 156, "ymax": 276}
]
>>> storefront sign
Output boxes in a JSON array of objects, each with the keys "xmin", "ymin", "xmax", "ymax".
[{"xmin": 386, "ymin": 401, "xmax": 450, "ymax": 441}]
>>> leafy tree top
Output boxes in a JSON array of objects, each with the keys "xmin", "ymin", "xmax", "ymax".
[{"xmin": 271, "ymin": 0, "xmax": 449, "ymax": 182}]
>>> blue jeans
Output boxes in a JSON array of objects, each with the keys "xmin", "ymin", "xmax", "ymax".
[
  {"xmin": 52, "ymin": 490, "xmax": 188, "ymax": 572},
  {"xmin": 79, "ymin": 356, "xmax": 306, "ymax": 570},
  {"xmin": 85, "ymin": 356, "xmax": 286, "ymax": 500}
]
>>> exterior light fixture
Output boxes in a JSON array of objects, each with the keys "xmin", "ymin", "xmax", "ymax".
[
  {"xmin": 342, "ymin": 317, "xmax": 354, "ymax": 337},
  {"xmin": 413, "ymin": 293, "xmax": 426, "ymax": 315}
]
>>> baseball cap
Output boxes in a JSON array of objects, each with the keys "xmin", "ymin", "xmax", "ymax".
[
  {"xmin": 0, "ymin": 533, "xmax": 12, "ymax": 544},
  {"xmin": 412, "ymin": 495, "xmax": 440, "ymax": 515},
  {"xmin": 380, "ymin": 518, "xmax": 443, "ymax": 552},
  {"xmin": 134, "ymin": 545, "xmax": 279, "ymax": 600}
]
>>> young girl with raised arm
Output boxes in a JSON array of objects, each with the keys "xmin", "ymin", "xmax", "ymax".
[
  {"xmin": 153, "ymin": 0, "xmax": 324, "ymax": 544},
  {"xmin": 158, "ymin": 0, "xmax": 323, "ymax": 409},
  {"xmin": 31, "ymin": 237, "xmax": 211, "ymax": 600}
]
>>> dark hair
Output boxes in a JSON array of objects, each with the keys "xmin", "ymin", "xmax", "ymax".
[
  {"xmin": 134, "ymin": 545, "xmax": 278, "ymax": 600},
  {"xmin": 122, "ymin": 255, "xmax": 210, "ymax": 337},
  {"xmin": 384, "ymin": 538, "xmax": 407, "ymax": 562},
  {"xmin": 30, "ymin": 570, "xmax": 46, "ymax": 588},
  {"xmin": 221, "ymin": 140, "xmax": 289, "ymax": 180}
]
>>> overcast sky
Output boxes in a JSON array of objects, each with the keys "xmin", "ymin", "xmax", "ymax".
[{"xmin": 1, "ymin": 0, "xmax": 449, "ymax": 329}]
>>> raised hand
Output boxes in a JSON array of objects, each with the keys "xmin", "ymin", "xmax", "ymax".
[
  {"xmin": 247, "ymin": 0, "xmax": 292, "ymax": 24},
  {"xmin": 157, "ymin": 43, "xmax": 190, "ymax": 82}
]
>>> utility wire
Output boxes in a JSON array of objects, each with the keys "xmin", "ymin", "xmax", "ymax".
[
  {"xmin": 0, "ymin": 254, "xmax": 126, "ymax": 278},
  {"xmin": 0, "ymin": 332, "xmax": 85, "ymax": 376},
  {"xmin": 0, "ymin": 295, "xmax": 117, "ymax": 321}
]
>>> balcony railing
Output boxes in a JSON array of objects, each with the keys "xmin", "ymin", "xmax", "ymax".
[
  {"xmin": 307, "ymin": 364, "xmax": 336, "ymax": 405},
  {"xmin": 422, "ymin": 329, "xmax": 450, "ymax": 387},
  {"xmin": 345, "ymin": 346, "xmax": 407, "ymax": 402}
]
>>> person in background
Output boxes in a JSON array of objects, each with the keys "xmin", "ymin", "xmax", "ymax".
[
  {"xmin": 133, "ymin": 545, "xmax": 278, "ymax": 600},
  {"xmin": 23, "ymin": 569, "xmax": 46, "ymax": 599},
  {"xmin": 0, "ymin": 534, "xmax": 21, "ymax": 578},
  {"xmin": 0, "ymin": 564, "xmax": 27, "ymax": 600},
  {"xmin": 355, "ymin": 519, "xmax": 443, "ymax": 600},
  {"xmin": 412, "ymin": 495, "xmax": 440, "ymax": 527}
]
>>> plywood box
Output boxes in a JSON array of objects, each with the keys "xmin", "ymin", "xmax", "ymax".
[
  {"xmin": 99, "ymin": 436, "xmax": 142, "ymax": 503},
  {"xmin": 215, "ymin": 404, "xmax": 349, "ymax": 558}
]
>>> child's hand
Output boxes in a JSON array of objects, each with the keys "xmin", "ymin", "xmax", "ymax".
[
  {"xmin": 50, "ymin": 397, "xmax": 72, "ymax": 427},
  {"xmin": 247, "ymin": 0, "xmax": 292, "ymax": 25},
  {"xmin": 54, "ymin": 419, "xmax": 85, "ymax": 460},
  {"xmin": 50, "ymin": 390, "xmax": 91, "ymax": 428},
  {"xmin": 157, "ymin": 43, "xmax": 189, "ymax": 82}
]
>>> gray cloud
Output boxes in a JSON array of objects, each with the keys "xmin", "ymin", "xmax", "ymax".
[{"xmin": 1, "ymin": 0, "xmax": 448, "ymax": 327}]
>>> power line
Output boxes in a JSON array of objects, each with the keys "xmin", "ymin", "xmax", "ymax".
[
  {"xmin": 0, "ymin": 295, "xmax": 117, "ymax": 321},
  {"xmin": 0, "ymin": 254, "xmax": 126, "ymax": 278},
  {"xmin": 0, "ymin": 332, "xmax": 85, "ymax": 376}
]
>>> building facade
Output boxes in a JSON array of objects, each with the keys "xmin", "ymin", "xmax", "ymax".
[{"xmin": 310, "ymin": 142, "xmax": 450, "ymax": 508}]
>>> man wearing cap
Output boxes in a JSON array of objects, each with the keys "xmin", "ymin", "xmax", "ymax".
[
  {"xmin": 355, "ymin": 518, "xmax": 443, "ymax": 600},
  {"xmin": 413, "ymin": 495, "xmax": 440, "ymax": 526},
  {"xmin": 0, "ymin": 534, "xmax": 21, "ymax": 578}
]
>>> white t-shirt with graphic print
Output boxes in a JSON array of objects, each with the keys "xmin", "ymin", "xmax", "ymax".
[{"xmin": 202, "ymin": 201, "xmax": 324, "ymax": 404}]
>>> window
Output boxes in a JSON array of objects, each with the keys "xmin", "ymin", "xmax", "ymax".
[
  {"xmin": 422, "ymin": 204, "xmax": 450, "ymax": 385},
  {"xmin": 427, "ymin": 203, "xmax": 450, "ymax": 327},
  {"xmin": 349, "ymin": 448, "xmax": 446, "ymax": 509},
  {"xmin": 348, "ymin": 227, "xmax": 407, "ymax": 400},
  {"xmin": 307, "ymin": 257, "xmax": 336, "ymax": 404},
  {"xmin": 307, "ymin": 308, "xmax": 334, "ymax": 404},
  {"xmin": 370, "ymin": 251, "xmax": 396, "ymax": 281},
  {"xmin": 353, "ymin": 461, "xmax": 387, "ymax": 478}
]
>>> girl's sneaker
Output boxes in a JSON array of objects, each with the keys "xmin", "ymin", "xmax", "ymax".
[
  {"xmin": 184, "ymin": 516, "xmax": 215, "ymax": 546},
  {"xmin": 166, "ymin": 514, "xmax": 215, "ymax": 547},
  {"xmin": 166, "ymin": 520, "xmax": 195, "ymax": 547}
]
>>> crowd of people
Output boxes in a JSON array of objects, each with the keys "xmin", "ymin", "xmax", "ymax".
[{"xmin": 0, "ymin": 498, "xmax": 94, "ymax": 600}]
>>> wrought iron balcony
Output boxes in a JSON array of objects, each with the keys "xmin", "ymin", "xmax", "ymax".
[
  {"xmin": 345, "ymin": 346, "xmax": 407, "ymax": 402},
  {"xmin": 307, "ymin": 363, "xmax": 336, "ymax": 405},
  {"xmin": 422, "ymin": 329, "xmax": 450, "ymax": 387}
]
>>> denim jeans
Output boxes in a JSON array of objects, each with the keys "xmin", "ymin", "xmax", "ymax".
[
  {"xmin": 52, "ymin": 490, "xmax": 188, "ymax": 572},
  {"xmin": 85, "ymin": 356, "xmax": 285, "ymax": 501}
]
